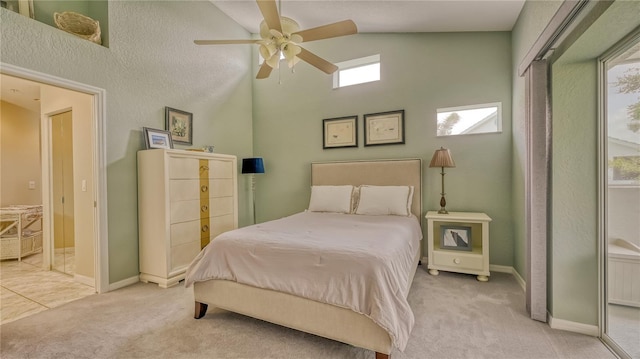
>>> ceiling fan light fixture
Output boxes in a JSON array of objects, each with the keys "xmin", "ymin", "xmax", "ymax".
[
  {"xmin": 194, "ymin": 0, "xmax": 358, "ymax": 79},
  {"xmin": 266, "ymin": 51, "xmax": 281, "ymax": 69},
  {"xmin": 258, "ymin": 41, "xmax": 277, "ymax": 59},
  {"xmin": 282, "ymin": 44, "xmax": 301, "ymax": 67}
]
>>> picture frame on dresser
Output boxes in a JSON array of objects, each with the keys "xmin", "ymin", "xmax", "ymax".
[
  {"xmin": 165, "ymin": 107, "xmax": 193, "ymax": 145},
  {"xmin": 440, "ymin": 225, "xmax": 472, "ymax": 251},
  {"xmin": 143, "ymin": 127, "xmax": 173, "ymax": 149}
]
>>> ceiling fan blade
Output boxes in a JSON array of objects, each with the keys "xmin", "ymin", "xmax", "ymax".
[
  {"xmin": 194, "ymin": 40, "xmax": 259, "ymax": 45},
  {"xmin": 256, "ymin": 0, "xmax": 282, "ymax": 33},
  {"xmin": 293, "ymin": 20, "xmax": 357, "ymax": 43},
  {"xmin": 256, "ymin": 62, "xmax": 273, "ymax": 79},
  {"xmin": 297, "ymin": 47, "xmax": 338, "ymax": 74}
]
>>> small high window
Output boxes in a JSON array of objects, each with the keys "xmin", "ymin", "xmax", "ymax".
[
  {"xmin": 436, "ymin": 102, "xmax": 502, "ymax": 136},
  {"xmin": 333, "ymin": 54, "xmax": 380, "ymax": 89}
]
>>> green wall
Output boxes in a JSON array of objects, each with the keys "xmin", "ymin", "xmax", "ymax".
[
  {"xmin": 1, "ymin": 1, "xmax": 254, "ymax": 284},
  {"xmin": 510, "ymin": 0, "xmax": 562, "ymax": 285},
  {"xmin": 512, "ymin": 0, "xmax": 640, "ymax": 326},
  {"xmin": 548, "ymin": 1, "xmax": 640, "ymax": 326},
  {"xmin": 252, "ymin": 32, "xmax": 515, "ymax": 265}
]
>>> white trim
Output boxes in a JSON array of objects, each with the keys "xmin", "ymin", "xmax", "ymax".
[
  {"xmin": 548, "ymin": 313, "xmax": 599, "ymax": 337},
  {"xmin": 517, "ymin": 0, "xmax": 590, "ymax": 76},
  {"xmin": 332, "ymin": 54, "xmax": 380, "ymax": 89},
  {"xmin": 436, "ymin": 102, "xmax": 503, "ymax": 137},
  {"xmin": 490, "ymin": 265, "xmax": 526, "ymax": 291},
  {"xmin": 1, "ymin": 62, "xmax": 109, "ymax": 293},
  {"xmin": 108, "ymin": 275, "xmax": 140, "ymax": 291},
  {"xmin": 74, "ymin": 273, "xmax": 96, "ymax": 287}
]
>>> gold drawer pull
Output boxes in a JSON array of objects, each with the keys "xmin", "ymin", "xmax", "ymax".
[
  {"xmin": 201, "ymin": 185, "xmax": 208, "ymax": 192},
  {"xmin": 201, "ymin": 205, "xmax": 208, "ymax": 212},
  {"xmin": 200, "ymin": 166, "xmax": 209, "ymax": 171},
  {"xmin": 201, "ymin": 225, "xmax": 209, "ymax": 232}
]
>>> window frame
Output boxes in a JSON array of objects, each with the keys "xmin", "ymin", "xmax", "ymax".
[
  {"xmin": 332, "ymin": 54, "xmax": 380, "ymax": 89},
  {"xmin": 436, "ymin": 102, "xmax": 503, "ymax": 137}
]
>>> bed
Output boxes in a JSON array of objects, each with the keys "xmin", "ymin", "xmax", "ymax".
[{"xmin": 185, "ymin": 159, "xmax": 423, "ymax": 358}]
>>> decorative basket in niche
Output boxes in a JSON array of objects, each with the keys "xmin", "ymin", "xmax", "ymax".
[{"xmin": 54, "ymin": 11, "xmax": 102, "ymax": 45}]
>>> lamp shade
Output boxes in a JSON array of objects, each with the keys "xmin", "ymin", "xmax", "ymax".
[
  {"xmin": 429, "ymin": 147, "xmax": 456, "ymax": 168},
  {"xmin": 241, "ymin": 157, "xmax": 265, "ymax": 174}
]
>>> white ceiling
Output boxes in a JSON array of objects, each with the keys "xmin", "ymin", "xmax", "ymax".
[
  {"xmin": 210, "ymin": 0, "xmax": 526, "ymax": 34},
  {"xmin": 1, "ymin": 74, "xmax": 41, "ymax": 113}
]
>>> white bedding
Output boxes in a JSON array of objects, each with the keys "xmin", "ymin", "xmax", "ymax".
[{"xmin": 184, "ymin": 211, "xmax": 422, "ymax": 350}]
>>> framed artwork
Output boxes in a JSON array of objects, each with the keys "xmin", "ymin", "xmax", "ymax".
[
  {"xmin": 143, "ymin": 127, "xmax": 173, "ymax": 150},
  {"xmin": 323, "ymin": 116, "xmax": 358, "ymax": 149},
  {"xmin": 165, "ymin": 107, "xmax": 193, "ymax": 145},
  {"xmin": 440, "ymin": 225, "xmax": 472, "ymax": 251},
  {"xmin": 363, "ymin": 110, "xmax": 405, "ymax": 146}
]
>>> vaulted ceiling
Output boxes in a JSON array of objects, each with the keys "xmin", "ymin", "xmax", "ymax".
[{"xmin": 210, "ymin": 0, "xmax": 526, "ymax": 33}]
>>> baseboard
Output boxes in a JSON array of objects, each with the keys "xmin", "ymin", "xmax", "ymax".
[
  {"xmin": 548, "ymin": 313, "xmax": 599, "ymax": 337},
  {"xmin": 74, "ymin": 273, "xmax": 95, "ymax": 287},
  {"xmin": 490, "ymin": 264, "xmax": 526, "ymax": 291},
  {"xmin": 108, "ymin": 275, "xmax": 140, "ymax": 291}
]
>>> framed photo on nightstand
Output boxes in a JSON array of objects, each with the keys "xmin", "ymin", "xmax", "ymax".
[{"xmin": 440, "ymin": 225, "xmax": 472, "ymax": 251}]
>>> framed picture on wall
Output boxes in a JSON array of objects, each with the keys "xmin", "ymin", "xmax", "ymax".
[
  {"xmin": 323, "ymin": 116, "xmax": 358, "ymax": 149},
  {"xmin": 440, "ymin": 225, "xmax": 472, "ymax": 251},
  {"xmin": 363, "ymin": 110, "xmax": 405, "ymax": 146},
  {"xmin": 165, "ymin": 107, "xmax": 193, "ymax": 145},
  {"xmin": 143, "ymin": 127, "xmax": 173, "ymax": 150}
]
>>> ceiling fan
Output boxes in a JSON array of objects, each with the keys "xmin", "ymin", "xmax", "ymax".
[{"xmin": 195, "ymin": 0, "xmax": 358, "ymax": 79}]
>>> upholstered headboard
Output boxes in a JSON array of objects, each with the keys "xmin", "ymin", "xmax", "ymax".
[{"xmin": 310, "ymin": 159, "xmax": 422, "ymax": 218}]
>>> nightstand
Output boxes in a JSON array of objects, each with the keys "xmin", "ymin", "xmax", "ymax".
[{"xmin": 425, "ymin": 211, "xmax": 492, "ymax": 281}]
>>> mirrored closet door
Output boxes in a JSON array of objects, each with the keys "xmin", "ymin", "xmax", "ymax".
[{"xmin": 51, "ymin": 110, "xmax": 75, "ymax": 275}]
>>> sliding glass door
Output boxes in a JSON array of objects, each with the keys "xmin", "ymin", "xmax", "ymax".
[{"xmin": 601, "ymin": 32, "xmax": 640, "ymax": 359}]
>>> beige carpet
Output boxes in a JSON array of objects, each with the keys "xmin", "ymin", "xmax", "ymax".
[{"xmin": 0, "ymin": 267, "xmax": 615, "ymax": 359}]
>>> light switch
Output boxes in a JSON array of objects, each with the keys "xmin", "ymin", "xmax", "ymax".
[
  {"xmin": 81, "ymin": 179, "xmax": 87, "ymax": 192},
  {"xmin": 28, "ymin": 181, "xmax": 36, "ymax": 190}
]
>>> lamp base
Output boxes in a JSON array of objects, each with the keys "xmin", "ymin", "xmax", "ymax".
[{"xmin": 438, "ymin": 195, "xmax": 448, "ymax": 214}]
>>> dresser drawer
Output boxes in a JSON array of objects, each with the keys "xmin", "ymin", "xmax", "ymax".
[
  {"xmin": 170, "ymin": 241, "xmax": 200, "ymax": 272},
  {"xmin": 171, "ymin": 199, "xmax": 203, "ymax": 223},
  {"xmin": 169, "ymin": 179, "xmax": 234, "ymax": 202},
  {"xmin": 168, "ymin": 157, "xmax": 234, "ymax": 179},
  {"xmin": 432, "ymin": 251, "xmax": 483, "ymax": 271},
  {"xmin": 207, "ymin": 178, "xmax": 234, "ymax": 197},
  {"xmin": 168, "ymin": 157, "xmax": 202, "ymax": 179},
  {"xmin": 170, "ymin": 219, "xmax": 202, "ymax": 246},
  {"xmin": 208, "ymin": 160, "xmax": 234, "ymax": 179},
  {"xmin": 211, "ymin": 214, "xmax": 236, "ymax": 238}
]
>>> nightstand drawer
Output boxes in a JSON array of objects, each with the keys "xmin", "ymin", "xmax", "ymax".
[{"xmin": 432, "ymin": 251, "xmax": 483, "ymax": 271}]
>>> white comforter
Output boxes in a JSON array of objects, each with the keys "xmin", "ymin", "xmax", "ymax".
[{"xmin": 184, "ymin": 211, "xmax": 422, "ymax": 350}]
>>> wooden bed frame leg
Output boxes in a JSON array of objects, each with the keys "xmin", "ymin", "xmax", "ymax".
[
  {"xmin": 375, "ymin": 352, "xmax": 389, "ymax": 359},
  {"xmin": 194, "ymin": 301, "xmax": 208, "ymax": 319}
]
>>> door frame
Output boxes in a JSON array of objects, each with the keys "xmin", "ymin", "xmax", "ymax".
[
  {"xmin": 1, "ymin": 62, "xmax": 109, "ymax": 293},
  {"xmin": 597, "ymin": 28, "xmax": 640, "ymax": 359}
]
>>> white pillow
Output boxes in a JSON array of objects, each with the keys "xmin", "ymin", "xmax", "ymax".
[
  {"xmin": 308, "ymin": 185, "xmax": 354, "ymax": 214},
  {"xmin": 355, "ymin": 185, "xmax": 414, "ymax": 216}
]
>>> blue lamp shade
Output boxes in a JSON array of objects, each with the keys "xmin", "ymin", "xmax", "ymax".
[{"xmin": 241, "ymin": 158, "xmax": 265, "ymax": 174}]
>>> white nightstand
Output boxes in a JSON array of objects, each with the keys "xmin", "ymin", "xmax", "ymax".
[{"xmin": 425, "ymin": 211, "xmax": 492, "ymax": 281}]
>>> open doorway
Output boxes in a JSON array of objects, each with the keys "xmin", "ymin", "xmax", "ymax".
[{"xmin": 1, "ymin": 64, "xmax": 108, "ymax": 322}]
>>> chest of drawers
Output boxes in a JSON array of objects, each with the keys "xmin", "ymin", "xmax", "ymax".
[{"xmin": 137, "ymin": 149, "xmax": 238, "ymax": 287}]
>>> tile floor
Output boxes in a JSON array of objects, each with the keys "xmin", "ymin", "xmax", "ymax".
[{"xmin": 0, "ymin": 252, "xmax": 95, "ymax": 325}]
